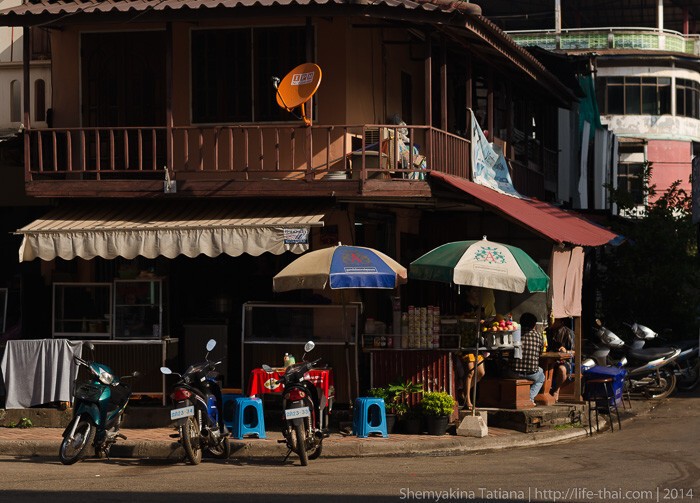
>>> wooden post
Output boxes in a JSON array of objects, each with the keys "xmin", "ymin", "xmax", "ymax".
[
  {"xmin": 424, "ymin": 32, "xmax": 432, "ymax": 127},
  {"xmin": 574, "ymin": 316, "xmax": 582, "ymax": 402},
  {"xmin": 23, "ymin": 26, "xmax": 31, "ymax": 181},
  {"xmin": 440, "ymin": 36, "xmax": 447, "ymax": 132},
  {"xmin": 487, "ymin": 68, "xmax": 494, "ymax": 142},
  {"xmin": 166, "ymin": 22, "xmax": 173, "ymax": 175}
]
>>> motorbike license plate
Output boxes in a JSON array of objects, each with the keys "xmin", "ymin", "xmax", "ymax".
[
  {"xmin": 285, "ymin": 407, "xmax": 310, "ymax": 419},
  {"xmin": 170, "ymin": 405, "xmax": 194, "ymax": 420}
]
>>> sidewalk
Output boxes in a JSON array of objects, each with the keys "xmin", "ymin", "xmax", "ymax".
[{"xmin": 0, "ymin": 420, "xmax": 596, "ymax": 461}]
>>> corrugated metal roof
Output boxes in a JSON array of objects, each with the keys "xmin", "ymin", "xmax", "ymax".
[
  {"xmin": 430, "ymin": 172, "xmax": 620, "ymax": 247},
  {"xmin": 0, "ymin": 0, "xmax": 479, "ymax": 18}
]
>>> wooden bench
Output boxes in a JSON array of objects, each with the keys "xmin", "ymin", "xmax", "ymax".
[{"xmin": 477, "ymin": 378, "xmax": 534, "ymax": 410}]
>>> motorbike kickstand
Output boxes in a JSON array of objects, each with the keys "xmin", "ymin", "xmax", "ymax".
[{"xmin": 282, "ymin": 448, "xmax": 293, "ymax": 463}]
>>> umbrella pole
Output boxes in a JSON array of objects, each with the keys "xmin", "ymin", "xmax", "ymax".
[
  {"xmin": 472, "ymin": 288, "xmax": 483, "ymax": 417},
  {"xmin": 341, "ymin": 291, "xmax": 353, "ymax": 405}
]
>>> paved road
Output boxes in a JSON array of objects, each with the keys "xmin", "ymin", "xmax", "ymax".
[{"xmin": 1, "ymin": 391, "xmax": 698, "ymax": 503}]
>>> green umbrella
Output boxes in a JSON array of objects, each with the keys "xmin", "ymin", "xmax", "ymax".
[{"xmin": 409, "ymin": 236, "xmax": 549, "ymax": 293}]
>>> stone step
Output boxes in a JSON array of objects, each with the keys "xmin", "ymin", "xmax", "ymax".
[
  {"xmin": 0, "ymin": 405, "xmax": 172, "ymax": 429},
  {"xmin": 460, "ymin": 404, "xmax": 584, "ymax": 433}
]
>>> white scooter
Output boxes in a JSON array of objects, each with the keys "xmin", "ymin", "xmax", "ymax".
[{"xmin": 590, "ymin": 320, "xmax": 680, "ymax": 399}]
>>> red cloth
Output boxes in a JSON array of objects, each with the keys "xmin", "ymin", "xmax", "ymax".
[{"xmin": 248, "ymin": 368, "xmax": 334, "ymax": 399}]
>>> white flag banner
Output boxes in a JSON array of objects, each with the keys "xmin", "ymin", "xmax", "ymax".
[{"xmin": 470, "ymin": 110, "xmax": 523, "ymax": 198}]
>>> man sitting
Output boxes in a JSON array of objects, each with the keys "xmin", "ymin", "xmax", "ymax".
[{"xmin": 505, "ymin": 312, "xmax": 545, "ymax": 406}]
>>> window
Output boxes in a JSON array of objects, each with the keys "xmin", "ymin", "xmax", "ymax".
[
  {"xmin": 191, "ymin": 26, "xmax": 309, "ymax": 123},
  {"xmin": 617, "ymin": 162, "xmax": 645, "ymax": 206},
  {"xmin": 676, "ymin": 79, "xmax": 700, "ymax": 119},
  {"xmin": 597, "ymin": 76, "xmax": 671, "ymax": 116},
  {"xmin": 30, "ymin": 27, "xmax": 51, "ymax": 60},
  {"xmin": 34, "ymin": 79, "xmax": 45, "ymax": 122},
  {"xmin": 10, "ymin": 80, "xmax": 21, "ymax": 122}
]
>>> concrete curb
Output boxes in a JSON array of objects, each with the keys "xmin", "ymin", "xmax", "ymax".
[{"xmin": 0, "ymin": 426, "xmax": 593, "ymax": 460}]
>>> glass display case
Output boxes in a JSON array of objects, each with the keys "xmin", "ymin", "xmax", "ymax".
[
  {"xmin": 113, "ymin": 278, "xmax": 164, "ymax": 339},
  {"xmin": 52, "ymin": 282, "xmax": 112, "ymax": 338},
  {"xmin": 242, "ymin": 302, "xmax": 360, "ymax": 344}
]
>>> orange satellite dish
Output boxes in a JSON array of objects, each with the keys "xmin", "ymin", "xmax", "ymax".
[{"xmin": 274, "ymin": 62, "xmax": 322, "ymax": 126}]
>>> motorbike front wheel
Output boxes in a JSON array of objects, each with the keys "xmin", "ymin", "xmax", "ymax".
[
  {"xmin": 59, "ymin": 418, "xmax": 95, "ymax": 465},
  {"xmin": 181, "ymin": 417, "xmax": 203, "ymax": 465},
  {"xmin": 293, "ymin": 423, "xmax": 308, "ymax": 466},
  {"xmin": 207, "ymin": 435, "xmax": 231, "ymax": 459},
  {"xmin": 644, "ymin": 368, "xmax": 677, "ymax": 399}
]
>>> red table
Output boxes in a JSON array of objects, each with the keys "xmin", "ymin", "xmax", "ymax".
[{"xmin": 248, "ymin": 368, "xmax": 335, "ymax": 400}]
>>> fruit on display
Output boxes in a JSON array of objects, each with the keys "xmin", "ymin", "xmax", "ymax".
[{"xmin": 480, "ymin": 315, "xmax": 518, "ymax": 333}]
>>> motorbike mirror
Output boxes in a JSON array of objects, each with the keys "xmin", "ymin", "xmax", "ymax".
[
  {"xmin": 304, "ymin": 341, "xmax": 315, "ymax": 353},
  {"xmin": 206, "ymin": 339, "xmax": 217, "ymax": 352},
  {"xmin": 132, "ymin": 371, "xmax": 141, "ymax": 378},
  {"xmin": 160, "ymin": 366, "xmax": 172, "ymax": 375},
  {"xmin": 261, "ymin": 364, "xmax": 274, "ymax": 373}
]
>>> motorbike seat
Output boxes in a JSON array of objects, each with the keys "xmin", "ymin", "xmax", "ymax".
[{"xmin": 627, "ymin": 347, "xmax": 677, "ymax": 362}]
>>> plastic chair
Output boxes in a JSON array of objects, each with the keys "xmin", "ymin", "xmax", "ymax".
[
  {"xmin": 221, "ymin": 393, "xmax": 244, "ymax": 430},
  {"xmin": 231, "ymin": 396, "xmax": 266, "ymax": 439},
  {"xmin": 584, "ymin": 377, "xmax": 621, "ymax": 435},
  {"xmin": 352, "ymin": 397, "xmax": 388, "ymax": 438}
]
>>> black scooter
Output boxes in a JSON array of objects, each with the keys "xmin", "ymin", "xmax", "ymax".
[
  {"xmin": 262, "ymin": 340, "xmax": 330, "ymax": 466},
  {"xmin": 160, "ymin": 339, "xmax": 231, "ymax": 464}
]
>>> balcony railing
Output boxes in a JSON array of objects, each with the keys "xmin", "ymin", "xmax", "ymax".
[
  {"xmin": 24, "ymin": 124, "xmax": 470, "ymax": 185},
  {"xmin": 508, "ymin": 27, "xmax": 700, "ymax": 56}
]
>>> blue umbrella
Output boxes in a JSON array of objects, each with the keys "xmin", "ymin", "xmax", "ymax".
[{"xmin": 273, "ymin": 244, "xmax": 408, "ymax": 292}]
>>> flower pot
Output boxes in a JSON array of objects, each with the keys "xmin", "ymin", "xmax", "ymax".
[
  {"xmin": 386, "ymin": 413, "xmax": 397, "ymax": 433},
  {"xmin": 425, "ymin": 415, "xmax": 450, "ymax": 436},
  {"xmin": 399, "ymin": 416, "xmax": 422, "ymax": 434}
]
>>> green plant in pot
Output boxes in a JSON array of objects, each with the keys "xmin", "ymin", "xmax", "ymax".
[
  {"xmin": 387, "ymin": 378, "xmax": 423, "ymax": 434},
  {"xmin": 420, "ymin": 391, "xmax": 456, "ymax": 435}
]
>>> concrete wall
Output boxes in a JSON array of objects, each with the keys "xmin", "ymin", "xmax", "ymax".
[{"xmin": 647, "ymin": 139, "xmax": 692, "ymax": 201}]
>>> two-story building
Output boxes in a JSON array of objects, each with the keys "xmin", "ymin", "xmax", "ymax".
[{"xmin": 0, "ymin": 0, "xmax": 618, "ymax": 406}]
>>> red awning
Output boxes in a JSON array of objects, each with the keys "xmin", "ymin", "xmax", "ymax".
[{"xmin": 430, "ymin": 172, "xmax": 620, "ymax": 247}]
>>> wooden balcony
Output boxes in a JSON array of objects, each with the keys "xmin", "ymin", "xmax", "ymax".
[{"xmin": 23, "ymin": 124, "xmax": 471, "ymax": 199}]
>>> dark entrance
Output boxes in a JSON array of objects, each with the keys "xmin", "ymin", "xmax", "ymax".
[{"xmin": 81, "ymin": 31, "xmax": 166, "ymax": 174}]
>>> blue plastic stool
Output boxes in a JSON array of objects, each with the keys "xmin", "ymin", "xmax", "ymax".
[
  {"xmin": 231, "ymin": 397, "xmax": 267, "ymax": 439},
  {"xmin": 352, "ymin": 397, "xmax": 388, "ymax": 438},
  {"xmin": 221, "ymin": 393, "xmax": 244, "ymax": 430}
]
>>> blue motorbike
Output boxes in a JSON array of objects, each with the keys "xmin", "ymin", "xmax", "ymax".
[
  {"xmin": 160, "ymin": 339, "xmax": 230, "ymax": 464},
  {"xmin": 59, "ymin": 343, "xmax": 140, "ymax": 464}
]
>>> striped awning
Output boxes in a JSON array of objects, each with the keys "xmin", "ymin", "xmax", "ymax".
[{"xmin": 17, "ymin": 199, "xmax": 327, "ymax": 262}]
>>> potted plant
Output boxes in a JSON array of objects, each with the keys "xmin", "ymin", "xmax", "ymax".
[
  {"xmin": 420, "ymin": 391, "xmax": 457, "ymax": 435},
  {"xmin": 387, "ymin": 378, "xmax": 423, "ymax": 434}
]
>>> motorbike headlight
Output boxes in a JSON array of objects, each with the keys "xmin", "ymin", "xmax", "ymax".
[{"xmin": 98, "ymin": 370, "xmax": 115, "ymax": 385}]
